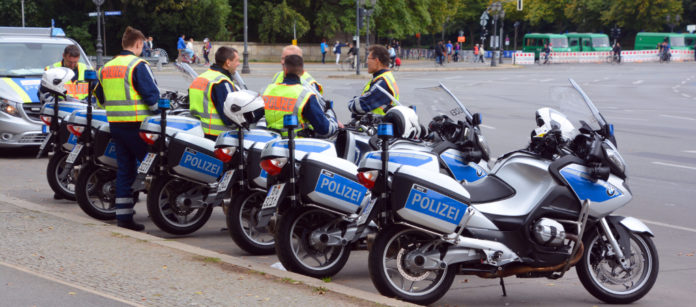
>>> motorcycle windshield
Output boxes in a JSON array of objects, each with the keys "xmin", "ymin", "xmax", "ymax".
[
  {"xmin": 551, "ymin": 79, "xmax": 606, "ymax": 133},
  {"xmin": 398, "ymin": 83, "xmax": 473, "ymax": 125}
]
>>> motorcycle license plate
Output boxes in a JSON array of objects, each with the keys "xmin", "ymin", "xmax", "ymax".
[
  {"xmin": 138, "ymin": 153, "xmax": 157, "ymax": 174},
  {"xmin": 66, "ymin": 144, "xmax": 83, "ymax": 163},
  {"xmin": 217, "ymin": 170, "xmax": 235, "ymax": 193},
  {"xmin": 261, "ymin": 183, "xmax": 286, "ymax": 209},
  {"xmin": 39, "ymin": 132, "xmax": 53, "ymax": 152}
]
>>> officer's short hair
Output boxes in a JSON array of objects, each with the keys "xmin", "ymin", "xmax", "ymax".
[
  {"xmin": 283, "ymin": 54, "xmax": 304, "ymax": 76},
  {"xmin": 122, "ymin": 26, "xmax": 145, "ymax": 48},
  {"xmin": 369, "ymin": 45, "xmax": 390, "ymax": 66},
  {"xmin": 215, "ymin": 46, "xmax": 238, "ymax": 65},
  {"xmin": 63, "ymin": 45, "xmax": 80, "ymax": 58}
]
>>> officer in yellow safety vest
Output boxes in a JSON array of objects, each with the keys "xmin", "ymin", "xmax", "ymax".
[
  {"xmin": 188, "ymin": 46, "xmax": 242, "ymax": 140},
  {"xmin": 263, "ymin": 54, "xmax": 339, "ymax": 138},
  {"xmin": 94, "ymin": 26, "xmax": 160, "ymax": 231},
  {"xmin": 348, "ymin": 45, "xmax": 400, "ymax": 116},
  {"xmin": 271, "ymin": 45, "xmax": 324, "ymax": 95},
  {"xmin": 45, "ymin": 45, "xmax": 89, "ymax": 100}
]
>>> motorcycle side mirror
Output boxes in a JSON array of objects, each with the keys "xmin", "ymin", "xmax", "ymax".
[{"xmin": 472, "ymin": 113, "xmax": 482, "ymax": 126}]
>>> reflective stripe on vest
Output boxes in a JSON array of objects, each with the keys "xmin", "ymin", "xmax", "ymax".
[
  {"xmin": 100, "ymin": 55, "xmax": 154, "ymax": 122},
  {"xmin": 272, "ymin": 71, "xmax": 324, "ymax": 95},
  {"xmin": 361, "ymin": 70, "xmax": 400, "ymax": 115},
  {"xmin": 262, "ymin": 83, "xmax": 313, "ymax": 137},
  {"xmin": 188, "ymin": 69, "xmax": 232, "ymax": 136},
  {"xmin": 46, "ymin": 62, "xmax": 89, "ymax": 100}
]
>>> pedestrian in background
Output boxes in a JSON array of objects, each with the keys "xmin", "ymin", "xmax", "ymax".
[
  {"xmin": 478, "ymin": 44, "xmax": 486, "ymax": 63},
  {"xmin": 474, "ymin": 43, "xmax": 480, "ymax": 62},
  {"xmin": 446, "ymin": 40, "xmax": 453, "ymax": 63},
  {"xmin": 186, "ymin": 38, "xmax": 195, "ymax": 60},
  {"xmin": 203, "ymin": 38, "xmax": 212, "ymax": 65},
  {"xmin": 320, "ymin": 39, "xmax": 327, "ymax": 64},
  {"xmin": 177, "ymin": 34, "xmax": 186, "ymax": 62},
  {"xmin": 334, "ymin": 41, "xmax": 343, "ymax": 65},
  {"xmin": 454, "ymin": 42, "xmax": 461, "ymax": 62},
  {"xmin": 388, "ymin": 44, "xmax": 396, "ymax": 68}
]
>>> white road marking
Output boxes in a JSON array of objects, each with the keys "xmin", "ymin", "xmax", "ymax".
[
  {"xmin": 682, "ymin": 93, "xmax": 692, "ymax": 98},
  {"xmin": 651, "ymin": 161, "xmax": 696, "ymax": 171},
  {"xmin": 681, "ymin": 80, "xmax": 687, "ymax": 85},
  {"xmin": 641, "ymin": 219, "xmax": 696, "ymax": 233},
  {"xmin": 660, "ymin": 114, "xmax": 695, "ymax": 121},
  {"xmin": 632, "ymin": 80, "xmax": 644, "ymax": 85},
  {"xmin": 479, "ymin": 124, "xmax": 496, "ymax": 130},
  {"xmin": 672, "ymin": 85, "xmax": 680, "ymax": 89},
  {"xmin": 683, "ymin": 150, "xmax": 696, "ymax": 154},
  {"xmin": 538, "ymin": 78, "xmax": 554, "ymax": 82},
  {"xmin": 593, "ymin": 79, "xmax": 600, "ymax": 82}
]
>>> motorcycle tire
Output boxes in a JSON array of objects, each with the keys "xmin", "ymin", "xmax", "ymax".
[
  {"xmin": 274, "ymin": 206, "xmax": 351, "ymax": 278},
  {"xmin": 368, "ymin": 225, "xmax": 456, "ymax": 305},
  {"xmin": 576, "ymin": 229, "xmax": 659, "ymax": 304},
  {"xmin": 75, "ymin": 163, "xmax": 117, "ymax": 220},
  {"xmin": 46, "ymin": 150, "xmax": 77, "ymax": 201},
  {"xmin": 146, "ymin": 174, "xmax": 214, "ymax": 235},
  {"xmin": 227, "ymin": 189, "xmax": 275, "ymax": 255}
]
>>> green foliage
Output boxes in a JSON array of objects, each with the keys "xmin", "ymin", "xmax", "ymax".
[
  {"xmin": 258, "ymin": 1, "xmax": 310, "ymax": 43},
  {"xmin": 600, "ymin": 0, "xmax": 683, "ymax": 32}
]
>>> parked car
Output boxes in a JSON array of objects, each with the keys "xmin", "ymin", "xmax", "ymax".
[{"xmin": 0, "ymin": 26, "xmax": 92, "ymax": 148}]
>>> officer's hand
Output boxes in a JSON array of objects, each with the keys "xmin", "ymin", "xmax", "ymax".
[{"xmin": 338, "ymin": 120, "xmax": 344, "ymax": 129}]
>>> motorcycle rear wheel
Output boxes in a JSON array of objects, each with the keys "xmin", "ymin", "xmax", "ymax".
[
  {"xmin": 576, "ymin": 229, "xmax": 659, "ymax": 304},
  {"xmin": 368, "ymin": 225, "xmax": 456, "ymax": 305},
  {"xmin": 227, "ymin": 189, "xmax": 275, "ymax": 255},
  {"xmin": 275, "ymin": 206, "xmax": 351, "ymax": 278},
  {"xmin": 46, "ymin": 150, "xmax": 77, "ymax": 201},
  {"xmin": 76, "ymin": 163, "xmax": 117, "ymax": 220},
  {"xmin": 147, "ymin": 175, "xmax": 214, "ymax": 235}
]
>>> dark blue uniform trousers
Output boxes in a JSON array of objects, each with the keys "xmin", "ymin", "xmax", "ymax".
[{"xmin": 109, "ymin": 122, "xmax": 147, "ymax": 222}]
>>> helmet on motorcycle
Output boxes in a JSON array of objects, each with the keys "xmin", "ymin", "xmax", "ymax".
[
  {"xmin": 533, "ymin": 107, "xmax": 576, "ymax": 141},
  {"xmin": 383, "ymin": 106, "xmax": 421, "ymax": 139},
  {"xmin": 222, "ymin": 89, "xmax": 264, "ymax": 127},
  {"xmin": 40, "ymin": 67, "xmax": 75, "ymax": 96}
]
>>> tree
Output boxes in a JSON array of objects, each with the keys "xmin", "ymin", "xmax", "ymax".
[
  {"xmin": 564, "ymin": 0, "xmax": 609, "ymax": 32},
  {"xmin": 258, "ymin": 0, "xmax": 310, "ymax": 43},
  {"xmin": 601, "ymin": 0, "xmax": 683, "ymax": 32}
]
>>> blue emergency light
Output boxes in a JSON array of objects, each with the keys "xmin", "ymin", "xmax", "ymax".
[
  {"xmin": 84, "ymin": 70, "xmax": 98, "ymax": 82},
  {"xmin": 378, "ymin": 123, "xmax": 393, "ymax": 137},
  {"xmin": 283, "ymin": 114, "xmax": 298, "ymax": 128},
  {"xmin": 158, "ymin": 99, "xmax": 170, "ymax": 109}
]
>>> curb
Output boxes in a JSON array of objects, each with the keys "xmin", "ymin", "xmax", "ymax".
[{"xmin": 0, "ymin": 193, "xmax": 415, "ymax": 307}]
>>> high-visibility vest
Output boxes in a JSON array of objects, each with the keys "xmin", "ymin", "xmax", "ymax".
[
  {"xmin": 262, "ymin": 83, "xmax": 314, "ymax": 137},
  {"xmin": 272, "ymin": 71, "xmax": 323, "ymax": 95},
  {"xmin": 188, "ymin": 69, "xmax": 233, "ymax": 136},
  {"xmin": 361, "ymin": 70, "xmax": 399, "ymax": 115},
  {"xmin": 99, "ymin": 55, "xmax": 155, "ymax": 123},
  {"xmin": 46, "ymin": 62, "xmax": 89, "ymax": 100}
]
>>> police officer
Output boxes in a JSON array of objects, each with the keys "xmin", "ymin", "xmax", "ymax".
[
  {"xmin": 271, "ymin": 45, "xmax": 323, "ymax": 94},
  {"xmin": 188, "ymin": 46, "xmax": 241, "ymax": 140},
  {"xmin": 45, "ymin": 45, "xmax": 89, "ymax": 100},
  {"xmin": 348, "ymin": 45, "xmax": 399, "ymax": 116},
  {"xmin": 94, "ymin": 26, "xmax": 160, "ymax": 231},
  {"xmin": 263, "ymin": 54, "xmax": 338, "ymax": 138}
]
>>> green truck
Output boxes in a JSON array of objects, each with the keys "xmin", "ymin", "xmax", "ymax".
[
  {"xmin": 522, "ymin": 33, "xmax": 571, "ymax": 60},
  {"xmin": 634, "ymin": 32, "xmax": 688, "ymax": 50},
  {"xmin": 685, "ymin": 33, "xmax": 696, "ymax": 50},
  {"xmin": 565, "ymin": 33, "xmax": 612, "ymax": 52}
]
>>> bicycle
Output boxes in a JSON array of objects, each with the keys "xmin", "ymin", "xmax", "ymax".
[
  {"xmin": 658, "ymin": 51, "xmax": 671, "ymax": 63},
  {"xmin": 340, "ymin": 56, "xmax": 355, "ymax": 71},
  {"xmin": 537, "ymin": 53, "xmax": 552, "ymax": 65},
  {"xmin": 605, "ymin": 53, "xmax": 621, "ymax": 64}
]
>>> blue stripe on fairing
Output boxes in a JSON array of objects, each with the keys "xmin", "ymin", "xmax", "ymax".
[
  {"xmin": 74, "ymin": 110, "xmax": 108, "ymax": 122},
  {"xmin": 146, "ymin": 117, "xmax": 201, "ymax": 131},
  {"xmin": 272, "ymin": 140, "xmax": 332, "ymax": 153},
  {"xmin": 560, "ymin": 168, "xmax": 622, "ymax": 202},
  {"xmin": 440, "ymin": 152, "xmax": 487, "ymax": 182},
  {"xmin": 11, "ymin": 78, "xmax": 40, "ymax": 102},
  {"xmin": 45, "ymin": 104, "xmax": 83, "ymax": 114},
  {"xmin": 221, "ymin": 131, "xmax": 278, "ymax": 143},
  {"xmin": 366, "ymin": 152, "xmax": 433, "ymax": 167}
]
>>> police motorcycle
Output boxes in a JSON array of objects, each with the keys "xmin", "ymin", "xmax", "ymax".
[
  {"xmin": 36, "ymin": 67, "xmax": 87, "ymax": 201},
  {"xmin": 365, "ymin": 79, "xmax": 658, "ymax": 305},
  {"xmin": 269, "ymin": 84, "xmax": 492, "ymax": 278},
  {"xmin": 69, "ymin": 89, "xmax": 188, "ymax": 220}
]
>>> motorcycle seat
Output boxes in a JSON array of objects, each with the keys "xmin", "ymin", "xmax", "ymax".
[
  {"xmin": 461, "ymin": 174, "xmax": 515, "ymax": 204},
  {"xmin": 171, "ymin": 132, "xmax": 216, "ymax": 156}
]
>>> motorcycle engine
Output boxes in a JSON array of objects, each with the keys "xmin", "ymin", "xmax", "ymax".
[{"xmin": 532, "ymin": 218, "xmax": 566, "ymax": 246}]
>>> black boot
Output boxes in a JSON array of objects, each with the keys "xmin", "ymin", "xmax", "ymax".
[
  {"xmin": 53, "ymin": 193, "xmax": 63, "ymax": 200},
  {"xmin": 117, "ymin": 220, "xmax": 145, "ymax": 231}
]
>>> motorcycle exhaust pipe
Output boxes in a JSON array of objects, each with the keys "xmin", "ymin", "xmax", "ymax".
[{"xmin": 474, "ymin": 234, "xmax": 584, "ymax": 278}]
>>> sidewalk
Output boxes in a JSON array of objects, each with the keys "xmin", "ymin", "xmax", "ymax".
[{"xmin": 0, "ymin": 194, "xmax": 413, "ymax": 307}]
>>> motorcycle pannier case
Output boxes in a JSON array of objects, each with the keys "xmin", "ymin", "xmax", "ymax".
[
  {"xmin": 299, "ymin": 153, "xmax": 370, "ymax": 215},
  {"xmin": 167, "ymin": 133, "xmax": 223, "ymax": 184},
  {"xmin": 94, "ymin": 129, "xmax": 118, "ymax": 168},
  {"xmin": 390, "ymin": 165, "xmax": 472, "ymax": 234}
]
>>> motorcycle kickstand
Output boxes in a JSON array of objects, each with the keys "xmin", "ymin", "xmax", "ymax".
[{"xmin": 499, "ymin": 277, "xmax": 507, "ymax": 297}]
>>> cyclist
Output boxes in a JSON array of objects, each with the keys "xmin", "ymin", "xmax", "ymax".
[
  {"xmin": 612, "ymin": 42, "xmax": 621, "ymax": 63},
  {"xmin": 542, "ymin": 43, "xmax": 552, "ymax": 64}
]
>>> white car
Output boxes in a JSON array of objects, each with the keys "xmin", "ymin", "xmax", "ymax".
[{"xmin": 0, "ymin": 27, "xmax": 92, "ymax": 148}]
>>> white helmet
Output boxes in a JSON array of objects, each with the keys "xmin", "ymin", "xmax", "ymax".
[
  {"xmin": 222, "ymin": 89, "xmax": 264, "ymax": 127},
  {"xmin": 384, "ymin": 106, "xmax": 421, "ymax": 139},
  {"xmin": 533, "ymin": 107, "xmax": 577, "ymax": 142},
  {"xmin": 41, "ymin": 67, "xmax": 75, "ymax": 96}
]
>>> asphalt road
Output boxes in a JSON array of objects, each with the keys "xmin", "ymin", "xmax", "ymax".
[{"xmin": 1, "ymin": 61, "xmax": 695, "ymax": 306}]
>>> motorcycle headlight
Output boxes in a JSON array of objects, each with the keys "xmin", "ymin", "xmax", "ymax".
[
  {"xmin": 0, "ymin": 98, "xmax": 21, "ymax": 117},
  {"xmin": 603, "ymin": 141, "xmax": 626, "ymax": 174}
]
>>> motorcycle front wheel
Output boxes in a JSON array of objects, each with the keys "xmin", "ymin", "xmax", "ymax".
[
  {"xmin": 146, "ymin": 175, "xmax": 214, "ymax": 235},
  {"xmin": 368, "ymin": 225, "xmax": 456, "ymax": 305},
  {"xmin": 576, "ymin": 229, "xmax": 659, "ymax": 304},
  {"xmin": 227, "ymin": 189, "xmax": 275, "ymax": 255},
  {"xmin": 75, "ymin": 163, "xmax": 117, "ymax": 220},
  {"xmin": 275, "ymin": 206, "xmax": 351, "ymax": 278},
  {"xmin": 46, "ymin": 150, "xmax": 77, "ymax": 201}
]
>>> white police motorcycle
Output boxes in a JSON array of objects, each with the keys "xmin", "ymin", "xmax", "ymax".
[{"xmin": 364, "ymin": 79, "xmax": 658, "ymax": 305}]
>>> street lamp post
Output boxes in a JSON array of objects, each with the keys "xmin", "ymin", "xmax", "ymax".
[
  {"xmin": 242, "ymin": 0, "xmax": 250, "ymax": 74},
  {"xmin": 93, "ymin": 0, "xmax": 105, "ymax": 68},
  {"xmin": 355, "ymin": 0, "xmax": 360, "ymax": 75},
  {"xmin": 513, "ymin": 21, "xmax": 520, "ymax": 64},
  {"xmin": 499, "ymin": 9, "xmax": 505, "ymax": 64}
]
